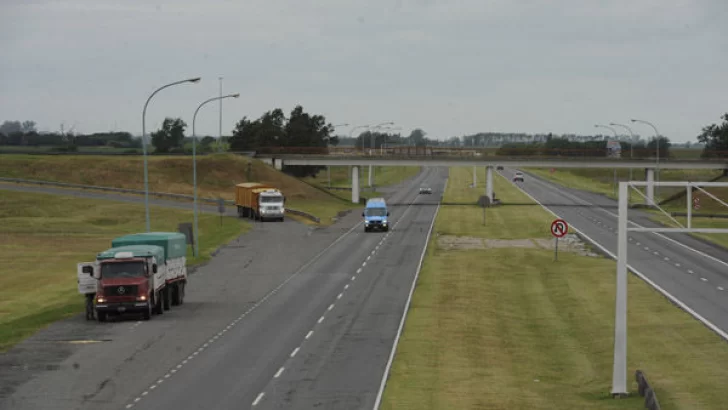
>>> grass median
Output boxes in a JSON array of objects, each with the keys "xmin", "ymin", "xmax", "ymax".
[
  {"xmin": 0, "ymin": 190, "xmax": 250, "ymax": 352},
  {"xmin": 380, "ymin": 166, "xmax": 728, "ymax": 410}
]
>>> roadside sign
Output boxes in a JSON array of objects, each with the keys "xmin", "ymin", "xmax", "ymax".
[
  {"xmin": 693, "ymin": 197, "xmax": 701, "ymax": 210},
  {"xmin": 217, "ymin": 198, "xmax": 226, "ymax": 226},
  {"xmin": 551, "ymin": 219, "xmax": 568, "ymax": 238},
  {"xmin": 606, "ymin": 140, "xmax": 622, "ymax": 158}
]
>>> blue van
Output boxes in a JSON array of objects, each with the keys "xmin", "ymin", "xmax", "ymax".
[{"xmin": 363, "ymin": 198, "xmax": 390, "ymax": 232}]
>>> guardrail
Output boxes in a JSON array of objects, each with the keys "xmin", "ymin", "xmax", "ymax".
[
  {"xmin": 635, "ymin": 370, "xmax": 661, "ymax": 410},
  {"xmin": 262, "ymin": 154, "xmax": 728, "ymax": 164},
  {"xmin": 0, "ymin": 177, "xmax": 321, "ymax": 223}
]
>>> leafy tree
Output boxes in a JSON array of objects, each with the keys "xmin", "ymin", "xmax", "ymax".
[
  {"xmin": 698, "ymin": 113, "xmax": 728, "ymax": 158},
  {"xmin": 408, "ymin": 128, "xmax": 427, "ymax": 146},
  {"xmin": 646, "ymin": 136, "xmax": 671, "ymax": 159},
  {"xmin": 151, "ymin": 117, "xmax": 186, "ymax": 153}
]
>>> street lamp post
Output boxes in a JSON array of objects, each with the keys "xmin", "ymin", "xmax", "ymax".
[
  {"xmin": 191, "ymin": 93, "xmax": 241, "ymax": 257},
  {"xmin": 368, "ymin": 122, "xmax": 395, "ymax": 188},
  {"xmin": 631, "ymin": 118, "xmax": 662, "ymax": 199},
  {"xmin": 610, "ymin": 122, "xmax": 636, "ymax": 181},
  {"xmin": 595, "ymin": 124, "xmax": 620, "ymax": 196},
  {"xmin": 328, "ymin": 123, "xmax": 350, "ymax": 188},
  {"xmin": 141, "ymin": 77, "xmax": 201, "ymax": 232}
]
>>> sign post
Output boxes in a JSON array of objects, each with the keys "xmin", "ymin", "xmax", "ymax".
[
  {"xmin": 217, "ymin": 198, "xmax": 226, "ymax": 226},
  {"xmin": 550, "ymin": 218, "xmax": 569, "ymax": 261}
]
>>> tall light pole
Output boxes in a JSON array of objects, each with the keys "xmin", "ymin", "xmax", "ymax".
[
  {"xmin": 142, "ymin": 77, "xmax": 201, "ymax": 232},
  {"xmin": 595, "ymin": 124, "xmax": 620, "ymax": 196},
  {"xmin": 218, "ymin": 77, "xmax": 223, "ymax": 152},
  {"xmin": 631, "ymin": 118, "xmax": 662, "ymax": 199},
  {"xmin": 610, "ymin": 122, "xmax": 636, "ymax": 181},
  {"xmin": 368, "ymin": 122, "xmax": 395, "ymax": 188},
  {"xmin": 192, "ymin": 93, "xmax": 240, "ymax": 257},
  {"xmin": 328, "ymin": 123, "xmax": 349, "ymax": 188}
]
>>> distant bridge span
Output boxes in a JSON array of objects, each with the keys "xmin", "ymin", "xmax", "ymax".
[{"xmin": 254, "ymin": 154, "xmax": 727, "ymax": 205}]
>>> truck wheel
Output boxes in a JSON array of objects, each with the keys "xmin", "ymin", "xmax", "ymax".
[
  {"xmin": 154, "ymin": 293, "xmax": 164, "ymax": 315},
  {"xmin": 142, "ymin": 303, "xmax": 152, "ymax": 321},
  {"xmin": 96, "ymin": 312, "xmax": 107, "ymax": 322},
  {"xmin": 171, "ymin": 284, "xmax": 179, "ymax": 306},
  {"xmin": 163, "ymin": 287, "xmax": 171, "ymax": 311}
]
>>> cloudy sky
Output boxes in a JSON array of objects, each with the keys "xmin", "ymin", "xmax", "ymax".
[{"xmin": 1, "ymin": 0, "xmax": 726, "ymax": 141}]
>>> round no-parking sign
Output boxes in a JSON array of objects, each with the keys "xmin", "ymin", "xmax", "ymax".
[{"xmin": 550, "ymin": 219, "xmax": 568, "ymax": 238}]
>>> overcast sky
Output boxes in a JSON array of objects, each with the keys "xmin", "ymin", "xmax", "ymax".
[{"xmin": 1, "ymin": 0, "xmax": 726, "ymax": 142}]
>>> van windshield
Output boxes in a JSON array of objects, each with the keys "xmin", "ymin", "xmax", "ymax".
[
  {"xmin": 100, "ymin": 261, "xmax": 145, "ymax": 279},
  {"xmin": 365, "ymin": 208, "xmax": 387, "ymax": 217}
]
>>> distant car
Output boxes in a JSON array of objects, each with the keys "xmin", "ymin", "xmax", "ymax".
[
  {"xmin": 419, "ymin": 186, "xmax": 432, "ymax": 194},
  {"xmin": 513, "ymin": 172, "xmax": 524, "ymax": 182},
  {"xmin": 496, "ymin": 165, "xmax": 504, "ymax": 170}
]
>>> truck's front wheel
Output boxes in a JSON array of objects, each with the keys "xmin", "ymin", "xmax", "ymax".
[
  {"xmin": 142, "ymin": 302, "xmax": 152, "ymax": 321},
  {"xmin": 96, "ymin": 311, "xmax": 107, "ymax": 322}
]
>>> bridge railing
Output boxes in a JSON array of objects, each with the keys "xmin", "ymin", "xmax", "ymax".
[{"xmin": 255, "ymin": 146, "xmax": 728, "ymax": 161}]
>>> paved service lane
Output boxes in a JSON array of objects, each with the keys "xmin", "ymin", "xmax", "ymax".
[
  {"xmin": 499, "ymin": 168, "xmax": 728, "ymax": 337},
  {"xmin": 126, "ymin": 167, "xmax": 447, "ymax": 410}
]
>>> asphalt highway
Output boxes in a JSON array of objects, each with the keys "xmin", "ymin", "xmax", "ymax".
[
  {"xmin": 125, "ymin": 167, "xmax": 446, "ymax": 410},
  {"xmin": 0, "ymin": 167, "xmax": 446, "ymax": 410},
  {"xmin": 500, "ymin": 168, "xmax": 728, "ymax": 336}
]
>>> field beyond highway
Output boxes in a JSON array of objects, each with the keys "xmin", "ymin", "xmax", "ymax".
[
  {"xmin": 379, "ymin": 167, "xmax": 728, "ymax": 409},
  {"xmin": 0, "ymin": 190, "xmax": 248, "ymax": 351}
]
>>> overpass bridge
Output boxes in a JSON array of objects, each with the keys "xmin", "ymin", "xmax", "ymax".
[{"xmin": 256, "ymin": 153, "xmax": 728, "ymax": 205}]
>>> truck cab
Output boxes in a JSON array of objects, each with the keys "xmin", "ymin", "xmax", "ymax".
[
  {"xmin": 363, "ymin": 198, "xmax": 390, "ymax": 232},
  {"xmin": 86, "ymin": 245, "xmax": 166, "ymax": 321},
  {"xmin": 257, "ymin": 189, "xmax": 285, "ymax": 221}
]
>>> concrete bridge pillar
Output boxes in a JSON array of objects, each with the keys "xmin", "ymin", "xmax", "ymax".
[
  {"xmin": 352, "ymin": 166, "xmax": 360, "ymax": 204},
  {"xmin": 368, "ymin": 165, "xmax": 374, "ymax": 188},
  {"xmin": 645, "ymin": 168, "xmax": 655, "ymax": 206},
  {"xmin": 486, "ymin": 166, "xmax": 494, "ymax": 202},
  {"xmin": 472, "ymin": 166, "xmax": 477, "ymax": 187},
  {"xmin": 273, "ymin": 158, "xmax": 283, "ymax": 171}
]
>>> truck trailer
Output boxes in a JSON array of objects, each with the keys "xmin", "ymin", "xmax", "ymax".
[
  {"xmin": 235, "ymin": 182, "xmax": 285, "ymax": 221},
  {"xmin": 77, "ymin": 232, "xmax": 188, "ymax": 322}
]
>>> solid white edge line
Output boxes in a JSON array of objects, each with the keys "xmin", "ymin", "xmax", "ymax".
[
  {"xmin": 526, "ymin": 170, "xmax": 728, "ymax": 269},
  {"xmin": 503, "ymin": 170, "xmax": 728, "ymax": 342},
  {"xmin": 372, "ymin": 173, "xmax": 448, "ymax": 410}
]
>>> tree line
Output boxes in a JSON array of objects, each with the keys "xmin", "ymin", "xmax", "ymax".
[{"xmin": 496, "ymin": 135, "xmax": 672, "ymax": 158}]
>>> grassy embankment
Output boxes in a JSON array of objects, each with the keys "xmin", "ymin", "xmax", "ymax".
[
  {"xmin": 380, "ymin": 166, "xmax": 728, "ymax": 410},
  {"xmin": 0, "ymin": 190, "xmax": 250, "ymax": 351},
  {"xmin": 0, "ymin": 153, "xmax": 361, "ymax": 225},
  {"xmin": 301, "ymin": 165, "xmax": 422, "ymax": 202}
]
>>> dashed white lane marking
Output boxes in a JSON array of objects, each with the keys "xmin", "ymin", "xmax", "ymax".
[
  {"xmin": 636, "ymin": 242, "xmax": 641, "ymax": 246},
  {"xmin": 274, "ymin": 367, "xmax": 285, "ymax": 378},
  {"xmin": 351, "ymin": 275, "xmax": 356, "ymax": 281},
  {"xmin": 337, "ymin": 293, "xmax": 343, "ymax": 299},
  {"xmin": 675, "ymin": 263, "xmax": 681, "ymax": 267},
  {"xmin": 688, "ymin": 270, "xmax": 694, "ymax": 274},
  {"xmin": 644, "ymin": 247, "xmax": 649, "ymax": 251},
  {"xmin": 356, "ymin": 268, "xmax": 362, "ymax": 274},
  {"xmin": 290, "ymin": 347, "xmax": 300, "ymax": 357},
  {"xmin": 344, "ymin": 284, "xmax": 349, "ymax": 290},
  {"xmin": 362, "ymin": 261, "xmax": 367, "ymax": 267},
  {"xmin": 328, "ymin": 303, "xmax": 334, "ymax": 311},
  {"xmin": 305, "ymin": 330, "xmax": 314, "ymax": 339},
  {"xmin": 318, "ymin": 316, "xmax": 324, "ymax": 324},
  {"xmin": 252, "ymin": 392, "xmax": 265, "ymax": 406},
  {"xmin": 701, "ymin": 277, "xmax": 708, "ymax": 282},
  {"xmin": 366, "ymin": 255, "xmax": 371, "ymax": 261},
  {"xmin": 719, "ymin": 287, "xmax": 725, "ymax": 291},
  {"xmin": 664, "ymin": 257, "xmax": 670, "ymax": 261}
]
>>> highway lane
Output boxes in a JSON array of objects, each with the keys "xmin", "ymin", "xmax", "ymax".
[
  {"xmin": 0, "ymin": 171, "xmax": 430, "ymax": 410},
  {"xmin": 256, "ymin": 169, "xmax": 446, "ymax": 409},
  {"xmin": 499, "ymin": 168, "xmax": 728, "ymax": 336},
  {"xmin": 124, "ymin": 167, "xmax": 445, "ymax": 410}
]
